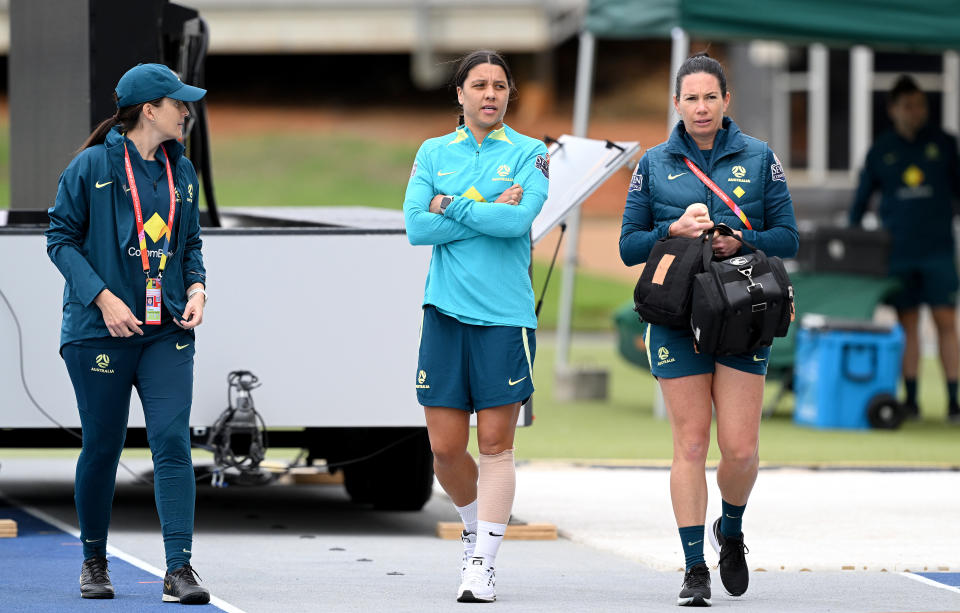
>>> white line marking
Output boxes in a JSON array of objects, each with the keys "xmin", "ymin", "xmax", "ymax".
[
  {"xmin": 900, "ymin": 571, "xmax": 960, "ymax": 594},
  {"xmin": 0, "ymin": 489, "xmax": 248, "ymax": 613}
]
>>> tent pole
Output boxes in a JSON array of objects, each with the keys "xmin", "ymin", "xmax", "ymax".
[
  {"xmin": 849, "ymin": 46, "xmax": 873, "ymax": 179},
  {"xmin": 807, "ymin": 43, "xmax": 829, "ymax": 184},
  {"xmin": 943, "ymin": 50, "xmax": 960, "ymax": 134},
  {"xmin": 555, "ymin": 29, "xmax": 595, "ymax": 374},
  {"xmin": 668, "ymin": 27, "xmax": 689, "ymax": 136}
]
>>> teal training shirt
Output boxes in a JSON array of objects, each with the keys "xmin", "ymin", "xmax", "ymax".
[{"xmin": 403, "ymin": 124, "xmax": 550, "ymax": 329}]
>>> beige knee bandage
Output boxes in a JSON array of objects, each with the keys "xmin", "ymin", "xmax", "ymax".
[{"xmin": 477, "ymin": 448, "xmax": 516, "ymax": 524}]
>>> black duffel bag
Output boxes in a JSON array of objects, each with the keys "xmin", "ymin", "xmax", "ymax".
[
  {"xmin": 633, "ymin": 232, "xmax": 714, "ymax": 329},
  {"xmin": 690, "ymin": 225, "xmax": 795, "ymax": 355}
]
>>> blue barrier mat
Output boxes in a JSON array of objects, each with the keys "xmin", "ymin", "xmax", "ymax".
[{"xmin": 0, "ymin": 500, "xmax": 223, "ymax": 612}]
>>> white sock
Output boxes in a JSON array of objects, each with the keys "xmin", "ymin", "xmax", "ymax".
[
  {"xmin": 455, "ymin": 499, "xmax": 478, "ymax": 535},
  {"xmin": 474, "ymin": 519, "xmax": 507, "ymax": 566}
]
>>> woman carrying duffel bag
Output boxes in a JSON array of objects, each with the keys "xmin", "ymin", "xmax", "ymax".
[{"xmin": 619, "ymin": 52, "xmax": 799, "ymax": 607}]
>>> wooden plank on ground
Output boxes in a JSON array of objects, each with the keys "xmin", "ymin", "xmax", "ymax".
[
  {"xmin": 0, "ymin": 519, "xmax": 18, "ymax": 538},
  {"xmin": 277, "ymin": 467, "xmax": 344, "ymax": 485},
  {"xmin": 436, "ymin": 521, "xmax": 557, "ymax": 541}
]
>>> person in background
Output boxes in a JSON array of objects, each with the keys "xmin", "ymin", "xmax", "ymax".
[
  {"xmin": 46, "ymin": 63, "xmax": 210, "ymax": 604},
  {"xmin": 620, "ymin": 53, "xmax": 798, "ymax": 606},
  {"xmin": 402, "ymin": 49, "xmax": 549, "ymax": 603},
  {"xmin": 850, "ymin": 74, "xmax": 960, "ymax": 424}
]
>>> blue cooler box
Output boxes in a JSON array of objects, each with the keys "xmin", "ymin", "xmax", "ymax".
[{"xmin": 793, "ymin": 317, "xmax": 904, "ymax": 429}]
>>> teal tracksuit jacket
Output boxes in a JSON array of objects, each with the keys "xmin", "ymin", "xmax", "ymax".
[
  {"xmin": 403, "ymin": 124, "xmax": 550, "ymax": 329},
  {"xmin": 620, "ymin": 117, "xmax": 799, "ymax": 266},
  {"xmin": 46, "ymin": 126, "xmax": 206, "ymax": 347}
]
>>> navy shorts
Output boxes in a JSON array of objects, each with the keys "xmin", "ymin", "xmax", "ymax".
[
  {"xmin": 416, "ymin": 305, "xmax": 536, "ymax": 412},
  {"xmin": 644, "ymin": 323, "xmax": 770, "ymax": 378},
  {"xmin": 888, "ymin": 258, "xmax": 959, "ymax": 309}
]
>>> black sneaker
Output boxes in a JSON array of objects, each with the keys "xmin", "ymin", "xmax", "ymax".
[
  {"xmin": 709, "ymin": 517, "xmax": 749, "ymax": 596},
  {"xmin": 903, "ymin": 402, "xmax": 921, "ymax": 420},
  {"xmin": 80, "ymin": 556, "xmax": 114, "ymax": 599},
  {"xmin": 677, "ymin": 563, "xmax": 711, "ymax": 607},
  {"xmin": 162, "ymin": 564, "xmax": 210, "ymax": 605}
]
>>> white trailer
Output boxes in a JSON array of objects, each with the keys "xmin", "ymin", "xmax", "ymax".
[{"xmin": 0, "ymin": 136, "xmax": 638, "ymax": 511}]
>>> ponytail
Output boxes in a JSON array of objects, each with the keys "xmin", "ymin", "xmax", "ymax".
[
  {"xmin": 78, "ymin": 114, "xmax": 121, "ymax": 153},
  {"xmin": 75, "ymin": 93, "xmax": 163, "ymax": 153}
]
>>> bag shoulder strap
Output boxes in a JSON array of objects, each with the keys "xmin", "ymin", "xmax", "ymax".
[{"xmin": 683, "ymin": 157, "xmax": 754, "ymax": 231}]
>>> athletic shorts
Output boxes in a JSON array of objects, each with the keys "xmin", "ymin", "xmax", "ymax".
[
  {"xmin": 416, "ymin": 305, "xmax": 535, "ymax": 412},
  {"xmin": 644, "ymin": 323, "xmax": 770, "ymax": 378},
  {"xmin": 887, "ymin": 258, "xmax": 959, "ymax": 309}
]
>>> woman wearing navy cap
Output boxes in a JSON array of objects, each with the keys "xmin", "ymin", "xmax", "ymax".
[{"xmin": 46, "ymin": 63, "xmax": 210, "ymax": 604}]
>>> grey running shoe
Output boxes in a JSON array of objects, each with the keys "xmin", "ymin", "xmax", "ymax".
[
  {"xmin": 80, "ymin": 556, "xmax": 114, "ymax": 599},
  {"xmin": 677, "ymin": 563, "xmax": 711, "ymax": 607},
  {"xmin": 709, "ymin": 517, "xmax": 749, "ymax": 596},
  {"xmin": 162, "ymin": 564, "xmax": 211, "ymax": 605}
]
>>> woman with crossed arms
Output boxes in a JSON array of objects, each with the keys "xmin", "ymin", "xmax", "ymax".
[{"xmin": 403, "ymin": 49, "xmax": 549, "ymax": 604}]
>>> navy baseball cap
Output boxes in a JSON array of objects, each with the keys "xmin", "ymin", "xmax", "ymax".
[{"xmin": 115, "ymin": 63, "xmax": 206, "ymax": 108}]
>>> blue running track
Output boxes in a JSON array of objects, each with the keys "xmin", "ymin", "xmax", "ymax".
[
  {"xmin": 0, "ymin": 499, "xmax": 227, "ymax": 612},
  {"xmin": 914, "ymin": 572, "xmax": 960, "ymax": 589}
]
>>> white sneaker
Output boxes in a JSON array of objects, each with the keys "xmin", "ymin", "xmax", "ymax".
[
  {"xmin": 457, "ymin": 556, "xmax": 496, "ymax": 603},
  {"xmin": 460, "ymin": 531, "xmax": 477, "ymax": 583}
]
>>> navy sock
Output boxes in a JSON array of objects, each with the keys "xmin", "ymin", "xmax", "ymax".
[
  {"xmin": 720, "ymin": 500, "xmax": 746, "ymax": 538},
  {"xmin": 947, "ymin": 381, "xmax": 958, "ymax": 407},
  {"xmin": 679, "ymin": 525, "xmax": 705, "ymax": 570},
  {"xmin": 904, "ymin": 379, "xmax": 918, "ymax": 405}
]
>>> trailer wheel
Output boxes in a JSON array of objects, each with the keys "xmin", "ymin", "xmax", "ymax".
[
  {"xmin": 343, "ymin": 429, "xmax": 434, "ymax": 510},
  {"xmin": 866, "ymin": 394, "xmax": 903, "ymax": 430}
]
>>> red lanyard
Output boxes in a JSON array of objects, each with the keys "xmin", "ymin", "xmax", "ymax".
[
  {"xmin": 683, "ymin": 157, "xmax": 753, "ymax": 231},
  {"xmin": 123, "ymin": 142, "xmax": 176, "ymax": 277}
]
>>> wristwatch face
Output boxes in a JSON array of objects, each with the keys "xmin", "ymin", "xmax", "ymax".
[{"xmin": 440, "ymin": 196, "xmax": 452, "ymax": 212}]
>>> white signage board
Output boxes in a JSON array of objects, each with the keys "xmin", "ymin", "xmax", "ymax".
[{"xmin": 532, "ymin": 135, "xmax": 641, "ymax": 244}]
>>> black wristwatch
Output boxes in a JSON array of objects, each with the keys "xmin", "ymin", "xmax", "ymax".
[{"xmin": 439, "ymin": 195, "xmax": 453, "ymax": 215}]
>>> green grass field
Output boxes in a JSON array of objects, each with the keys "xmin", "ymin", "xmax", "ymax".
[{"xmin": 208, "ymin": 133, "xmax": 418, "ymax": 209}]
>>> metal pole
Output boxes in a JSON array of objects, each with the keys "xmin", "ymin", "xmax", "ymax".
[
  {"xmin": 849, "ymin": 46, "xmax": 873, "ymax": 178},
  {"xmin": 668, "ymin": 27, "xmax": 690, "ymax": 136},
  {"xmin": 807, "ymin": 43, "xmax": 829, "ymax": 184},
  {"xmin": 771, "ymin": 68, "xmax": 791, "ymax": 170},
  {"xmin": 555, "ymin": 29, "xmax": 595, "ymax": 372},
  {"xmin": 943, "ymin": 50, "xmax": 960, "ymax": 134}
]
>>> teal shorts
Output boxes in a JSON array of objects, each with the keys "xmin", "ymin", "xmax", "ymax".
[
  {"xmin": 416, "ymin": 305, "xmax": 536, "ymax": 412},
  {"xmin": 888, "ymin": 258, "xmax": 959, "ymax": 310},
  {"xmin": 644, "ymin": 323, "xmax": 770, "ymax": 378}
]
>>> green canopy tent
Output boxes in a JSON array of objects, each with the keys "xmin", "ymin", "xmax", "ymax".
[
  {"xmin": 585, "ymin": 0, "xmax": 960, "ymax": 49},
  {"xmin": 555, "ymin": 0, "xmax": 960, "ymax": 388}
]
